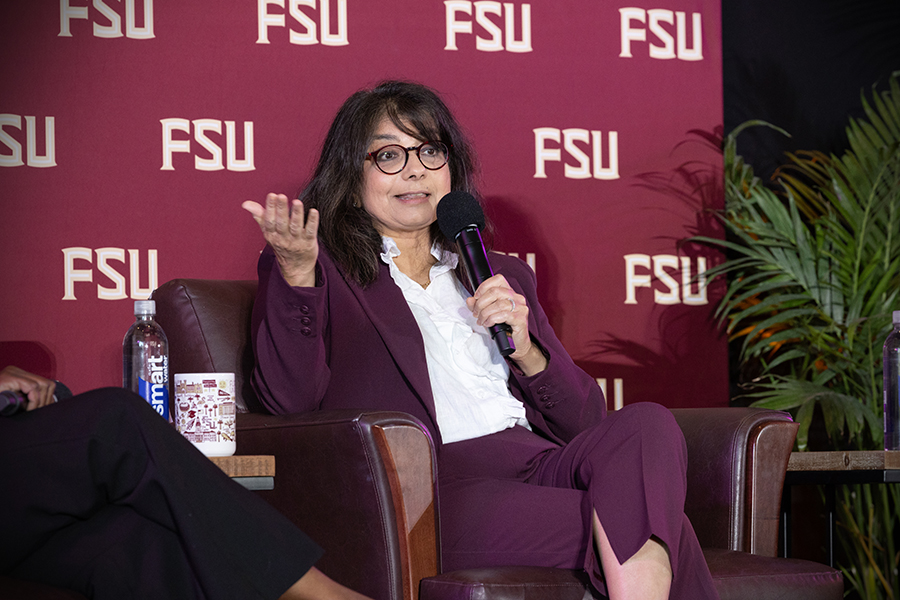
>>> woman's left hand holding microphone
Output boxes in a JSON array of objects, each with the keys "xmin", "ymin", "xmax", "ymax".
[{"xmin": 467, "ymin": 275, "xmax": 548, "ymax": 376}]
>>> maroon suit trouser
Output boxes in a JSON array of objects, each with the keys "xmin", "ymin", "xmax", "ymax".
[{"xmin": 438, "ymin": 402, "xmax": 719, "ymax": 599}]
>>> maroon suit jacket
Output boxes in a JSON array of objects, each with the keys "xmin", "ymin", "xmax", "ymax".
[{"xmin": 250, "ymin": 245, "xmax": 606, "ymax": 450}]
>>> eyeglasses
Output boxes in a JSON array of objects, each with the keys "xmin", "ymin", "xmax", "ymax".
[{"xmin": 366, "ymin": 141, "xmax": 450, "ymax": 175}]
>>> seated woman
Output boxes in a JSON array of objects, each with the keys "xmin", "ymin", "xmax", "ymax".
[{"xmin": 243, "ymin": 80, "xmax": 718, "ymax": 600}]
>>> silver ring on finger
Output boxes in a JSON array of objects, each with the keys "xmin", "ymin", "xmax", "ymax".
[{"xmin": 509, "ymin": 298, "xmax": 516, "ymax": 313}]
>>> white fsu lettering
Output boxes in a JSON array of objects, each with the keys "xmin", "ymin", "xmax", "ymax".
[
  {"xmin": 0, "ymin": 115, "xmax": 56, "ymax": 168},
  {"xmin": 624, "ymin": 253, "xmax": 708, "ymax": 305},
  {"xmin": 59, "ymin": 0, "xmax": 154, "ymax": 39},
  {"xmin": 619, "ymin": 7, "xmax": 702, "ymax": 61},
  {"xmin": 533, "ymin": 127, "xmax": 618, "ymax": 180},
  {"xmin": 96, "ymin": 247, "xmax": 128, "ymax": 300},
  {"xmin": 160, "ymin": 119, "xmax": 255, "ymax": 172},
  {"xmin": 596, "ymin": 378, "xmax": 625, "ymax": 411},
  {"xmin": 257, "ymin": 0, "xmax": 349, "ymax": 46},
  {"xmin": 445, "ymin": 1, "xmax": 532, "ymax": 52},
  {"xmin": 62, "ymin": 247, "xmax": 159, "ymax": 300},
  {"xmin": 193, "ymin": 119, "xmax": 223, "ymax": 171}
]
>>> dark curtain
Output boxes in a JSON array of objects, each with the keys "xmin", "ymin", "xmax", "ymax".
[{"xmin": 723, "ymin": 0, "xmax": 900, "ymax": 180}]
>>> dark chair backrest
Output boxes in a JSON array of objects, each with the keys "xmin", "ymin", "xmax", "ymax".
[{"xmin": 152, "ymin": 279, "xmax": 261, "ymax": 413}]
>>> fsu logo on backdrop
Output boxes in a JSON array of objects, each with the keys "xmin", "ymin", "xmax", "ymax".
[
  {"xmin": 619, "ymin": 7, "xmax": 703, "ymax": 61},
  {"xmin": 160, "ymin": 119, "xmax": 255, "ymax": 172},
  {"xmin": 533, "ymin": 128, "xmax": 619, "ymax": 180},
  {"xmin": 257, "ymin": 0, "xmax": 349, "ymax": 45},
  {"xmin": 445, "ymin": 1, "xmax": 532, "ymax": 52},
  {"xmin": 62, "ymin": 248, "xmax": 159, "ymax": 301},
  {"xmin": 624, "ymin": 254, "xmax": 708, "ymax": 305},
  {"xmin": 59, "ymin": 0, "xmax": 154, "ymax": 39},
  {"xmin": 0, "ymin": 115, "xmax": 56, "ymax": 168}
]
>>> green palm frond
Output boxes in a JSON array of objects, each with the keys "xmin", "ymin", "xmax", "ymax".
[
  {"xmin": 744, "ymin": 377, "xmax": 879, "ymax": 450},
  {"xmin": 704, "ymin": 74, "xmax": 900, "ymax": 600},
  {"xmin": 699, "ymin": 75, "xmax": 900, "ymax": 451}
]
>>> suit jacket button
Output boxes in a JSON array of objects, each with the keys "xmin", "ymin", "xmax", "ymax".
[{"xmin": 300, "ymin": 327, "xmax": 312, "ymax": 336}]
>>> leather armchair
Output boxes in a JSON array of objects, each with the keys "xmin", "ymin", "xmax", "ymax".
[{"xmin": 149, "ymin": 278, "xmax": 843, "ymax": 600}]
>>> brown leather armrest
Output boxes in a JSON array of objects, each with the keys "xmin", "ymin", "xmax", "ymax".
[
  {"xmin": 235, "ymin": 410, "xmax": 438, "ymax": 600},
  {"xmin": 671, "ymin": 408, "xmax": 797, "ymax": 557}
]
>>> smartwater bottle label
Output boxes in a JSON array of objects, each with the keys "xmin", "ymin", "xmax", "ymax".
[{"xmin": 138, "ymin": 377, "xmax": 170, "ymax": 420}]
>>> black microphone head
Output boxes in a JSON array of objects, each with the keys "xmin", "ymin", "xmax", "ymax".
[
  {"xmin": 54, "ymin": 380, "xmax": 73, "ymax": 401},
  {"xmin": 436, "ymin": 191, "xmax": 485, "ymax": 239}
]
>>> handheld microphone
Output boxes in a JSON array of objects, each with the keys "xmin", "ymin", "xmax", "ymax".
[
  {"xmin": 0, "ymin": 381, "xmax": 73, "ymax": 416},
  {"xmin": 436, "ymin": 191, "xmax": 515, "ymax": 357}
]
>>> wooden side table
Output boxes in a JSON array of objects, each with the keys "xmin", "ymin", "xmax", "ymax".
[
  {"xmin": 210, "ymin": 455, "xmax": 275, "ymax": 491},
  {"xmin": 781, "ymin": 450, "xmax": 900, "ymax": 566}
]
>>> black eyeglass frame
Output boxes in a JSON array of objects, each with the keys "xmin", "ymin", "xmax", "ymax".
[{"xmin": 365, "ymin": 141, "xmax": 451, "ymax": 175}]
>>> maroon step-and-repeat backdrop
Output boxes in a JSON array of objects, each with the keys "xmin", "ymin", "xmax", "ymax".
[{"xmin": 0, "ymin": 0, "xmax": 727, "ymax": 408}]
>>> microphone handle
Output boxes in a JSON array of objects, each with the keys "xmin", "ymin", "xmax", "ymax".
[
  {"xmin": 0, "ymin": 381, "xmax": 70, "ymax": 416},
  {"xmin": 0, "ymin": 390, "xmax": 26, "ymax": 416},
  {"xmin": 456, "ymin": 227, "xmax": 515, "ymax": 357}
]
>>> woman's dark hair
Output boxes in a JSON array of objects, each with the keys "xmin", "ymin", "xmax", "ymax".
[{"xmin": 298, "ymin": 80, "xmax": 489, "ymax": 287}]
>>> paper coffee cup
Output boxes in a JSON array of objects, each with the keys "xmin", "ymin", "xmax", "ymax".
[{"xmin": 173, "ymin": 373, "xmax": 236, "ymax": 457}]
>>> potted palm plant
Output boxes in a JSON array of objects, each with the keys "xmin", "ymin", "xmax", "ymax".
[{"xmin": 696, "ymin": 74, "xmax": 900, "ymax": 599}]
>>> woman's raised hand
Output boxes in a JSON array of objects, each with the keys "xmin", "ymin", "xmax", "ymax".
[{"xmin": 243, "ymin": 194, "xmax": 320, "ymax": 288}]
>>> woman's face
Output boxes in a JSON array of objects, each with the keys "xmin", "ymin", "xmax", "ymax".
[{"xmin": 360, "ymin": 117, "xmax": 451, "ymax": 241}]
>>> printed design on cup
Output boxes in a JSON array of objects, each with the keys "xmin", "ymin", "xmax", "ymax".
[{"xmin": 175, "ymin": 377, "xmax": 236, "ymax": 445}]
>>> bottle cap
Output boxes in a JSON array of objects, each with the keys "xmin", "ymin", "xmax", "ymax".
[
  {"xmin": 134, "ymin": 300, "xmax": 156, "ymax": 316},
  {"xmin": 894, "ymin": 310, "xmax": 900, "ymax": 325}
]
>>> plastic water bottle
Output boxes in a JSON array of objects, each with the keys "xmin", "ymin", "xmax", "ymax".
[
  {"xmin": 884, "ymin": 310, "xmax": 900, "ymax": 451},
  {"xmin": 123, "ymin": 300, "xmax": 170, "ymax": 421}
]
